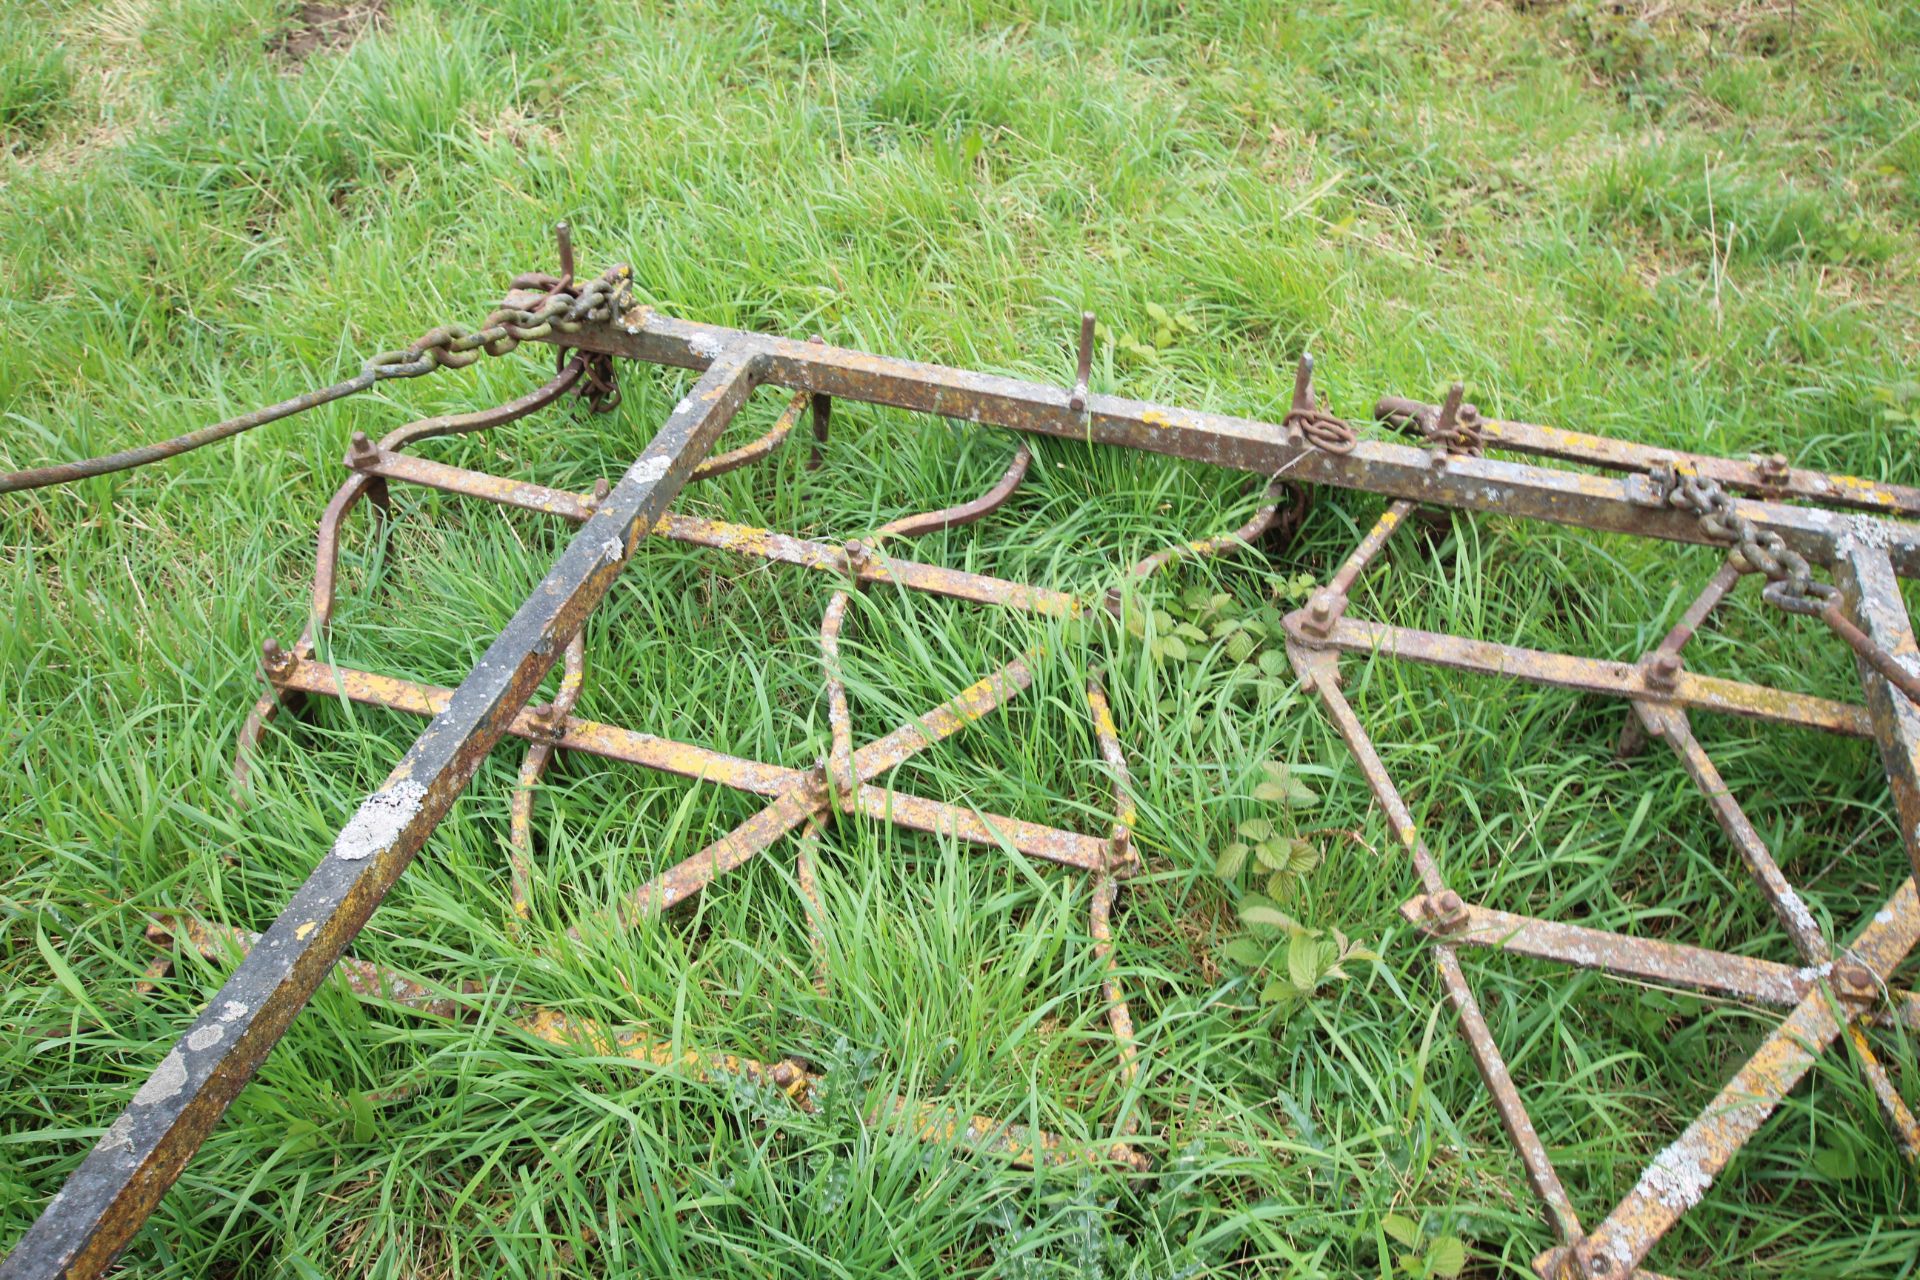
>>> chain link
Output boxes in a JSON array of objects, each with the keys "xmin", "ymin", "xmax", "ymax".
[
  {"xmin": 1285, "ymin": 404, "xmax": 1358, "ymax": 454},
  {"xmin": 363, "ymin": 265, "xmax": 631, "ymax": 382},
  {"xmin": 1650, "ymin": 461, "xmax": 1837, "ymax": 615},
  {"xmin": 1, "ymin": 264, "xmax": 634, "ymax": 493},
  {"xmin": 1424, "ymin": 400, "xmax": 1484, "ymax": 456}
]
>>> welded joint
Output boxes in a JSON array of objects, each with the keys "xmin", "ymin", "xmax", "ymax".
[{"xmin": 1401, "ymin": 889, "xmax": 1470, "ymax": 936}]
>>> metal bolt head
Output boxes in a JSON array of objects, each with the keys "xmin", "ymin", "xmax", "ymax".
[
  {"xmin": 261, "ymin": 638, "xmax": 293, "ymax": 675},
  {"xmin": 346, "ymin": 431, "xmax": 376, "ymax": 466},
  {"xmin": 1834, "ymin": 962, "xmax": 1877, "ymax": 998},
  {"xmin": 1426, "ymin": 889, "xmax": 1468, "ymax": 931},
  {"xmin": 527, "ymin": 702, "xmax": 562, "ymax": 741},
  {"xmin": 1645, "ymin": 651, "xmax": 1682, "ymax": 690},
  {"xmin": 771, "ymin": 1061, "xmax": 799, "ymax": 1088},
  {"xmin": 1308, "ymin": 594, "xmax": 1333, "ymax": 622}
]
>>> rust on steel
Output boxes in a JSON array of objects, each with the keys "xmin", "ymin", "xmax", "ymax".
[
  {"xmin": 139, "ymin": 917, "xmax": 1140, "ymax": 1173},
  {"xmin": 1287, "ymin": 474, "xmax": 1920, "ymax": 1276},
  {"xmin": 2, "ymin": 332, "xmax": 763, "ymax": 1278},
  {"xmin": 14, "ymin": 239, "xmax": 1920, "ymax": 1280},
  {"xmin": 1375, "ymin": 394, "xmax": 1920, "ymax": 518},
  {"xmin": 532, "ymin": 298, "xmax": 1920, "ymax": 575}
]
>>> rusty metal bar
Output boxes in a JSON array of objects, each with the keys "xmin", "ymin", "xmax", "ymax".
[
  {"xmin": 821, "ymin": 591, "xmax": 857, "ymax": 809},
  {"xmin": 1400, "ymin": 895, "xmax": 1920, "ymax": 1027},
  {"xmin": 1633, "ymin": 703, "xmax": 1828, "ymax": 956},
  {"xmin": 1374, "ymin": 396, "xmax": 1920, "ymax": 519},
  {"xmin": 141, "ymin": 918, "xmax": 1140, "ymax": 1172},
  {"xmin": 508, "ymin": 631, "xmax": 587, "ymax": 923},
  {"xmin": 692, "ymin": 388, "xmax": 811, "ymax": 479},
  {"xmin": 264, "ymin": 657, "xmax": 807, "ymax": 795},
  {"xmin": 235, "ymin": 361, "xmax": 590, "ymax": 791},
  {"xmin": 1555, "ymin": 879, "xmax": 1920, "ymax": 1279},
  {"xmin": 1107, "ymin": 479, "xmax": 1302, "ymax": 609},
  {"xmin": 530, "ymin": 303, "xmax": 1920, "ymax": 576},
  {"xmin": 1085, "ymin": 679, "xmax": 1140, "ymax": 1095},
  {"xmin": 0, "ymin": 352, "xmax": 763, "ymax": 1280},
  {"xmin": 1834, "ymin": 543, "xmax": 1920, "ymax": 884},
  {"xmin": 1285, "ymin": 644, "xmax": 1582, "ymax": 1242},
  {"xmin": 1654, "ymin": 560, "xmax": 1744, "ymax": 656},
  {"xmin": 847, "ymin": 787, "xmax": 1111, "ymax": 870},
  {"xmin": 349, "ymin": 447, "xmax": 1081, "ymax": 617},
  {"xmin": 873, "ymin": 443, "xmax": 1031, "ymax": 541},
  {"xmin": 1290, "ymin": 613, "xmax": 1872, "ymax": 737}
]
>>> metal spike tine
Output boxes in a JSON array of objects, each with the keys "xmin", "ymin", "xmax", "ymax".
[
  {"xmin": 1291, "ymin": 354, "xmax": 1316, "ymax": 415},
  {"xmin": 1437, "ymin": 381, "xmax": 1464, "ymax": 435},
  {"xmin": 1069, "ymin": 311, "xmax": 1095, "ymax": 412}
]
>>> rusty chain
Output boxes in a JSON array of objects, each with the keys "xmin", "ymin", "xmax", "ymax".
[
  {"xmin": 1651, "ymin": 459, "xmax": 1920, "ymax": 707},
  {"xmin": 1285, "ymin": 404, "xmax": 1358, "ymax": 453},
  {"xmin": 1649, "ymin": 461, "xmax": 1835, "ymax": 615},
  {"xmin": 0, "ymin": 265, "xmax": 632, "ymax": 494},
  {"xmin": 365, "ymin": 265, "xmax": 630, "ymax": 379},
  {"xmin": 1284, "ymin": 354, "xmax": 1358, "ymax": 454}
]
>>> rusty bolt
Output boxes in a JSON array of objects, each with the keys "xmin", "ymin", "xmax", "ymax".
[
  {"xmin": 1644, "ymin": 651, "xmax": 1682, "ymax": 691},
  {"xmin": 843, "ymin": 540, "xmax": 870, "ymax": 574},
  {"xmin": 1428, "ymin": 444, "xmax": 1449, "ymax": 471},
  {"xmin": 346, "ymin": 431, "xmax": 377, "ymax": 468},
  {"xmin": 1424, "ymin": 889, "xmax": 1468, "ymax": 932},
  {"xmin": 261, "ymin": 637, "xmax": 295, "ymax": 677},
  {"xmin": 1751, "ymin": 451, "xmax": 1790, "ymax": 494},
  {"xmin": 1301, "ymin": 592, "xmax": 1342, "ymax": 637},
  {"xmin": 526, "ymin": 702, "xmax": 563, "ymax": 742},
  {"xmin": 1833, "ymin": 961, "xmax": 1878, "ymax": 1002},
  {"xmin": 590, "ymin": 477, "xmax": 611, "ymax": 506},
  {"xmin": 771, "ymin": 1060, "xmax": 801, "ymax": 1090}
]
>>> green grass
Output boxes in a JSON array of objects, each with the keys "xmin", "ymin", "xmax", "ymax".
[{"xmin": 3, "ymin": 0, "xmax": 1920, "ymax": 1275}]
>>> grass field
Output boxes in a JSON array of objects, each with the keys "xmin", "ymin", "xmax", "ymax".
[{"xmin": 4, "ymin": 1, "xmax": 1920, "ymax": 1275}]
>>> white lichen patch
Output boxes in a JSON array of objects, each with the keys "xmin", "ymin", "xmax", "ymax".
[
  {"xmin": 219, "ymin": 1001, "xmax": 248, "ymax": 1022},
  {"xmin": 672, "ymin": 396, "xmax": 692, "ymax": 416},
  {"xmin": 687, "ymin": 332, "xmax": 722, "ymax": 360},
  {"xmin": 1848, "ymin": 515, "xmax": 1897, "ymax": 550},
  {"xmin": 332, "ymin": 780, "xmax": 428, "ymax": 862},
  {"xmin": 627, "ymin": 456, "xmax": 669, "ymax": 486},
  {"xmin": 186, "ymin": 1024, "xmax": 225, "ymax": 1052},
  {"xmin": 101, "ymin": 1114, "xmax": 136, "ymax": 1153},
  {"xmin": 601, "ymin": 536, "xmax": 625, "ymax": 564},
  {"xmin": 133, "ymin": 1049, "xmax": 189, "ymax": 1107},
  {"xmin": 1635, "ymin": 1134, "xmax": 1714, "ymax": 1210},
  {"xmin": 1777, "ymin": 889, "xmax": 1818, "ymax": 938},
  {"xmin": 1876, "ymin": 909, "xmax": 1895, "ymax": 925}
]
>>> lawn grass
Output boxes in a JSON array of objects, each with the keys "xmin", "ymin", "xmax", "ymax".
[{"xmin": 3, "ymin": 1, "xmax": 1919, "ymax": 1275}]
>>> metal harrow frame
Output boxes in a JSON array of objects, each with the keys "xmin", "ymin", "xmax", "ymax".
[{"xmin": 7, "ymin": 245, "xmax": 1920, "ymax": 1278}]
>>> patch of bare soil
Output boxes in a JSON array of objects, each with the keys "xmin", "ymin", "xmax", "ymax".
[{"xmin": 269, "ymin": 0, "xmax": 388, "ymax": 68}]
